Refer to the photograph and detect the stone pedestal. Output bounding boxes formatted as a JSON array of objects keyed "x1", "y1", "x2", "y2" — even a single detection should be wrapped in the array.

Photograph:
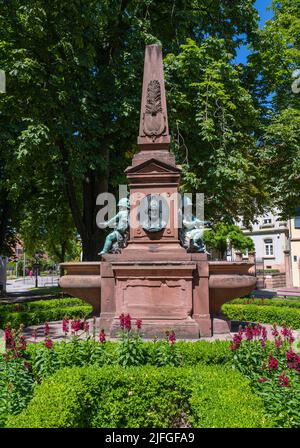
[{"x1": 99, "y1": 254, "x2": 212, "y2": 339}]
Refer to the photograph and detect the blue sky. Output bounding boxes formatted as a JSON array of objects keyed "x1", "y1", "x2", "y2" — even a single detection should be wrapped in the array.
[{"x1": 235, "y1": 0, "x2": 273, "y2": 63}]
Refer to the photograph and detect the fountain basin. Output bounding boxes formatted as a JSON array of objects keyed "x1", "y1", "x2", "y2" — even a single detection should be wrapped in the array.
[
  {"x1": 208, "y1": 262, "x2": 257, "y2": 314},
  {"x1": 59, "y1": 260, "x2": 256, "y2": 327}
]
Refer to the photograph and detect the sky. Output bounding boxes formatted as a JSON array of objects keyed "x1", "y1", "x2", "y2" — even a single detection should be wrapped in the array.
[{"x1": 235, "y1": 0, "x2": 274, "y2": 64}]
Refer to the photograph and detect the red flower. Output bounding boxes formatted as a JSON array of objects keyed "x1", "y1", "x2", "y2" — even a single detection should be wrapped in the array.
[
  {"x1": 168, "y1": 330, "x2": 176, "y2": 344},
  {"x1": 119, "y1": 313, "x2": 131, "y2": 331},
  {"x1": 44, "y1": 338, "x2": 53, "y2": 349},
  {"x1": 19, "y1": 335, "x2": 27, "y2": 351},
  {"x1": 280, "y1": 326, "x2": 295, "y2": 344},
  {"x1": 136, "y1": 319, "x2": 142, "y2": 330},
  {"x1": 62, "y1": 318, "x2": 69, "y2": 333},
  {"x1": 99, "y1": 329, "x2": 106, "y2": 343},
  {"x1": 260, "y1": 339, "x2": 266, "y2": 349},
  {"x1": 245, "y1": 326, "x2": 254, "y2": 341},
  {"x1": 83, "y1": 320, "x2": 90, "y2": 333},
  {"x1": 278, "y1": 373, "x2": 290, "y2": 387},
  {"x1": 44, "y1": 322, "x2": 50, "y2": 336},
  {"x1": 4, "y1": 325, "x2": 15, "y2": 350},
  {"x1": 71, "y1": 319, "x2": 81, "y2": 333},
  {"x1": 257, "y1": 377, "x2": 268, "y2": 383},
  {"x1": 271, "y1": 324, "x2": 279, "y2": 337},
  {"x1": 275, "y1": 337, "x2": 283, "y2": 349},
  {"x1": 230, "y1": 331, "x2": 243, "y2": 350},
  {"x1": 268, "y1": 355, "x2": 279, "y2": 370},
  {"x1": 261, "y1": 326, "x2": 268, "y2": 341}
]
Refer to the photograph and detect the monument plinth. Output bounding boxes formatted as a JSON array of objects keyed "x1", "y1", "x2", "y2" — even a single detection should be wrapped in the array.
[
  {"x1": 102, "y1": 45, "x2": 204, "y2": 337},
  {"x1": 59, "y1": 44, "x2": 257, "y2": 338}
]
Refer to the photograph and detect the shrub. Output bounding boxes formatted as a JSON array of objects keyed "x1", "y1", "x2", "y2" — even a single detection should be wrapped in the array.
[
  {"x1": 222, "y1": 303, "x2": 300, "y2": 329},
  {"x1": 230, "y1": 297, "x2": 300, "y2": 309},
  {"x1": 0, "y1": 298, "x2": 92, "y2": 328},
  {"x1": 6, "y1": 364, "x2": 269, "y2": 428},
  {"x1": 229, "y1": 323, "x2": 300, "y2": 428}
]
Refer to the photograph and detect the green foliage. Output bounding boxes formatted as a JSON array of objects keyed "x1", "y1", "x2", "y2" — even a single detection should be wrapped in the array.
[
  {"x1": 230, "y1": 324, "x2": 300, "y2": 428},
  {"x1": 23, "y1": 338, "x2": 231, "y2": 383},
  {"x1": 6, "y1": 364, "x2": 269, "y2": 428},
  {"x1": 0, "y1": 297, "x2": 92, "y2": 328},
  {"x1": 116, "y1": 329, "x2": 146, "y2": 368},
  {"x1": 0, "y1": 1, "x2": 263, "y2": 259},
  {"x1": 249, "y1": 0, "x2": 300, "y2": 216},
  {"x1": 222, "y1": 303, "x2": 300, "y2": 329},
  {"x1": 203, "y1": 222, "x2": 254, "y2": 258},
  {"x1": 231, "y1": 297, "x2": 300, "y2": 309},
  {"x1": 151, "y1": 339, "x2": 182, "y2": 367},
  {"x1": 0, "y1": 356, "x2": 34, "y2": 427},
  {"x1": 165, "y1": 37, "x2": 266, "y2": 225}
]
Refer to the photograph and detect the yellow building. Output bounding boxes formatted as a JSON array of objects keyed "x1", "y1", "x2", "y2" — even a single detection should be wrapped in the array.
[{"x1": 289, "y1": 215, "x2": 300, "y2": 287}]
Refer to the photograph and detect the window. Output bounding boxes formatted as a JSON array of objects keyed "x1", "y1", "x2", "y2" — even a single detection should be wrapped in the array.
[
  {"x1": 295, "y1": 207, "x2": 300, "y2": 229},
  {"x1": 264, "y1": 239, "x2": 274, "y2": 256},
  {"x1": 263, "y1": 218, "x2": 272, "y2": 224}
]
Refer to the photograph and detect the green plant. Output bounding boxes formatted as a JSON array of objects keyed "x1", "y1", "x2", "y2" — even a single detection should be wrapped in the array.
[
  {"x1": 6, "y1": 364, "x2": 269, "y2": 428},
  {"x1": 230, "y1": 297, "x2": 300, "y2": 309},
  {"x1": 222, "y1": 303, "x2": 300, "y2": 330},
  {"x1": 0, "y1": 298, "x2": 92, "y2": 328},
  {"x1": 229, "y1": 324, "x2": 300, "y2": 428},
  {"x1": 115, "y1": 315, "x2": 146, "y2": 367}
]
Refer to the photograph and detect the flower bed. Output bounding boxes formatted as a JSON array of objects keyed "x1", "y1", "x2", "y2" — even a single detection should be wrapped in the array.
[{"x1": 1, "y1": 315, "x2": 300, "y2": 428}]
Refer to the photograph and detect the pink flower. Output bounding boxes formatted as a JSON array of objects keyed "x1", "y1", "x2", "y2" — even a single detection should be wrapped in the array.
[
  {"x1": 71, "y1": 319, "x2": 81, "y2": 333},
  {"x1": 168, "y1": 330, "x2": 176, "y2": 344},
  {"x1": 19, "y1": 335, "x2": 27, "y2": 351},
  {"x1": 257, "y1": 377, "x2": 268, "y2": 383},
  {"x1": 44, "y1": 338, "x2": 53, "y2": 349},
  {"x1": 268, "y1": 355, "x2": 279, "y2": 370},
  {"x1": 252, "y1": 325, "x2": 262, "y2": 337},
  {"x1": 83, "y1": 320, "x2": 89, "y2": 333},
  {"x1": 278, "y1": 373, "x2": 290, "y2": 387},
  {"x1": 261, "y1": 326, "x2": 268, "y2": 340},
  {"x1": 271, "y1": 324, "x2": 279, "y2": 337},
  {"x1": 44, "y1": 322, "x2": 50, "y2": 336},
  {"x1": 260, "y1": 339, "x2": 266, "y2": 349},
  {"x1": 4, "y1": 325, "x2": 15, "y2": 350},
  {"x1": 119, "y1": 313, "x2": 131, "y2": 331},
  {"x1": 245, "y1": 326, "x2": 254, "y2": 341},
  {"x1": 62, "y1": 318, "x2": 69, "y2": 333},
  {"x1": 136, "y1": 319, "x2": 142, "y2": 330},
  {"x1": 275, "y1": 337, "x2": 283, "y2": 349},
  {"x1": 230, "y1": 331, "x2": 243, "y2": 350},
  {"x1": 99, "y1": 329, "x2": 106, "y2": 343}
]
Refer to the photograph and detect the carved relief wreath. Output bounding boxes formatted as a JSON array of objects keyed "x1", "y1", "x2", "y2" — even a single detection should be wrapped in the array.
[{"x1": 143, "y1": 80, "x2": 166, "y2": 141}]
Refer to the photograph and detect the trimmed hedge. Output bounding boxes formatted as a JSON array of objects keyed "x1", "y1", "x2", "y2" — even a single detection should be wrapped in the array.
[
  {"x1": 231, "y1": 297, "x2": 300, "y2": 309},
  {"x1": 24, "y1": 339, "x2": 232, "y2": 379},
  {"x1": 0, "y1": 298, "x2": 93, "y2": 328},
  {"x1": 6, "y1": 365, "x2": 271, "y2": 428},
  {"x1": 222, "y1": 303, "x2": 300, "y2": 329}
]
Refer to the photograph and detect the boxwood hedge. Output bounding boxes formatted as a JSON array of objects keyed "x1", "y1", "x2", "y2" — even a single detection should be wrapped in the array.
[
  {"x1": 222, "y1": 303, "x2": 300, "y2": 329},
  {"x1": 6, "y1": 365, "x2": 272, "y2": 428},
  {"x1": 0, "y1": 298, "x2": 93, "y2": 328}
]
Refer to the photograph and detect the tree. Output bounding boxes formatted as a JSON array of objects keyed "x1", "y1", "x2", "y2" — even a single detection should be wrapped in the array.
[
  {"x1": 0, "y1": 1, "x2": 264, "y2": 259},
  {"x1": 249, "y1": 0, "x2": 300, "y2": 218},
  {"x1": 203, "y1": 222, "x2": 254, "y2": 259},
  {"x1": 165, "y1": 38, "x2": 267, "y2": 225}
]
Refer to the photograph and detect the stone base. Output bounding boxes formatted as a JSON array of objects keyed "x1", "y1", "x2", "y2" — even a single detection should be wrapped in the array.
[
  {"x1": 109, "y1": 318, "x2": 201, "y2": 339},
  {"x1": 211, "y1": 316, "x2": 231, "y2": 334}
]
